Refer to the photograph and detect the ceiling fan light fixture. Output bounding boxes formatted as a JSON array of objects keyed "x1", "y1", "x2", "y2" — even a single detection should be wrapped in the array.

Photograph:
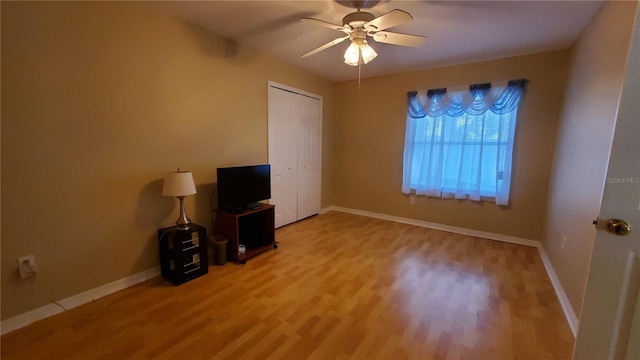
[
  {"x1": 344, "y1": 41, "x2": 361, "y2": 66},
  {"x1": 344, "y1": 40, "x2": 377, "y2": 66},
  {"x1": 360, "y1": 40, "x2": 377, "y2": 64}
]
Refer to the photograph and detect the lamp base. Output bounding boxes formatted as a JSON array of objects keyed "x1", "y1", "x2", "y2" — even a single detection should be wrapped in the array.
[
  {"x1": 174, "y1": 196, "x2": 192, "y2": 231},
  {"x1": 175, "y1": 223, "x2": 191, "y2": 231}
]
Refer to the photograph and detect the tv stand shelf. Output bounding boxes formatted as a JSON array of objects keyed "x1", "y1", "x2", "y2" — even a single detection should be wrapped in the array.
[{"x1": 214, "y1": 204, "x2": 276, "y2": 264}]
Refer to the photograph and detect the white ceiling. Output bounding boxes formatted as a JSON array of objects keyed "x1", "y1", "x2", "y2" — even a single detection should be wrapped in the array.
[{"x1": 165, "y1": 1, "x2": 604, "y2": 82}]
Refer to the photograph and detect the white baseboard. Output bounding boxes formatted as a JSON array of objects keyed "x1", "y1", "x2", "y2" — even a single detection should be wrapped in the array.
[
  {"x1": 320, "y1": 205, "x2": 539, "y2": 247},
  {"x1": 538, "y1": 246, "x2": 580, "y2": 337},
  {"x1": 1, "y1": 266, "x2": 161, "y2": 335},
  {"x1": 320, "y1": 205, "x2": 579, "y2": 337}
]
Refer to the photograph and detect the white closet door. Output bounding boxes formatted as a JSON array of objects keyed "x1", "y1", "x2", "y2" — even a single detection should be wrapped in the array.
[
  {"x1": 297, "y1": 95, "x2": 321, "y2": 220},
  {"x1": 268, "y1": 88, "x2": 298, "y2": 228},
  {"x1": 281, "y1": 119, "x2": 298, "y2": 225},
  {"x1": 268, "y1": 82, "x2": 322, "y2": 228}
]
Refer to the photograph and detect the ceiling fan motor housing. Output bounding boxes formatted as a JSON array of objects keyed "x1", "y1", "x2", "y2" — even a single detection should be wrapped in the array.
[
  {"x1": 342, "y1": 11, "x2": 375, "y2": 29},
  {"x1": 350, "y1": 29, "x2": 367, "y2": 42}
]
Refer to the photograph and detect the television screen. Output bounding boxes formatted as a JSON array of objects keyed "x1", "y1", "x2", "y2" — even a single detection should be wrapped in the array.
[{"x1": 217, "y1": 164, "x2": 271, "y2": 211}]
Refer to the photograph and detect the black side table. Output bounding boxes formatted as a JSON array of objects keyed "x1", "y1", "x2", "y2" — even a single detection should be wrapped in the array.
[{"x1": 158, "y1": 224, "x2": 208, "y2": 285}]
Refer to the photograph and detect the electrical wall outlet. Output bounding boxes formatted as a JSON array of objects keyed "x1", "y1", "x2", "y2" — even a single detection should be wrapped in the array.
[
  {"x1": 409, "y1": 193, "x2": 416, "y2": 205},
  {"x1": 18, "y1": 255, "x2": 37, "y2": 278}
]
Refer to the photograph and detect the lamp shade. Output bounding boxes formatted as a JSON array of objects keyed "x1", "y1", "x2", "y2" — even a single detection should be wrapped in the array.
[{"x1": 162, "y1": 171, "x2": 197, "y2": 197}]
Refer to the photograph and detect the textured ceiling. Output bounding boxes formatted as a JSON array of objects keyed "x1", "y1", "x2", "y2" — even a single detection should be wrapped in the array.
[{"x1": 165, "y1": 1, "x2": 604, "y2": 82}]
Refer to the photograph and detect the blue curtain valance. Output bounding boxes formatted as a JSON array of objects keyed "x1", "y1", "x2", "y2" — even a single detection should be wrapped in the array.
[{"x1": 407, "y1": 79, "x2": 528, "y2": 119}]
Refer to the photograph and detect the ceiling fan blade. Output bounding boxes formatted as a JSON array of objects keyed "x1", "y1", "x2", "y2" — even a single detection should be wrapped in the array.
[
  {"x1": 372, "y1": 31, "x2": 426, "y2": 47},
  {"x1": 300, "y1": 18, "x2": 349, "y2": 33},
  {"x1": 364, "y1": 9, "x2": 412, "y2": 31},
  {"x1": 301, "y1": 36, "x2": 350, "y2": 58}
]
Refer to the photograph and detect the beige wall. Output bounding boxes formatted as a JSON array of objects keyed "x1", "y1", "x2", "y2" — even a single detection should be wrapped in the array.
[
  {"x1": 543, "y1": 0, "x2": 638, "y2": 318},
  {"x1": 332, "y1": 51, "x2": 570, "y2": 241},
  {"x1": 0, "y1": 1, "x2": 334, "y2": 320}
]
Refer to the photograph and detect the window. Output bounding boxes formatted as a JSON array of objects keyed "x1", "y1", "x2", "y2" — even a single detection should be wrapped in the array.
[{"x1": 402, "y1": 80, "x2": 527, "y2": 205}]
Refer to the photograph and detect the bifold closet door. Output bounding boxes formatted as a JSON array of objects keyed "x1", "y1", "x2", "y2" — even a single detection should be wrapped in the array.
[
  {"x1": 296, "y1": 95, "x2": 321, "y2": 220},
  {"x1": 268, "y1": 82, "x2": 322, "y2": 228},
  {"x1": 268, "y1": 86, "x2": 298, "y2": 228}
]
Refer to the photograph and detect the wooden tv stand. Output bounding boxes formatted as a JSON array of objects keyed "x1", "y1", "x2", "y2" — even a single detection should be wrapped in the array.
[{"x1": 214, "y1": 204, "x2": 277, "y2": 264}]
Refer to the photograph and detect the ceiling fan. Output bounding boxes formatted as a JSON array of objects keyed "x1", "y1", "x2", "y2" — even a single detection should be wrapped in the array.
[{"x1": 300, "y1": 2, "x2": 426, "y2": 66}]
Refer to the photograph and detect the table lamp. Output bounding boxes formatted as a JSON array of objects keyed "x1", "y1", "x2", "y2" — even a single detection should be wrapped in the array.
[{"x1": 162, "y1": 169, "x2": 197, "y2": 230}]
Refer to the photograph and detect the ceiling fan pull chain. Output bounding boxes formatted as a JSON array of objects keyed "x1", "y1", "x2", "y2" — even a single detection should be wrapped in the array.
[{"x1": 358, "y1": 55, "x2": 362, "y2": 89}]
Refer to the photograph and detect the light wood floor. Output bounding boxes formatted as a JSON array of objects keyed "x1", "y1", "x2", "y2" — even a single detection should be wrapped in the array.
[{"x1": 1, "y1": 211, "x2": 574, "y2": 359}]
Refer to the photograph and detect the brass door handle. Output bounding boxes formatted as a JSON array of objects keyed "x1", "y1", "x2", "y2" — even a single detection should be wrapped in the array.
[{"x1": 607, "y1": 219, "x2": 631, "y2": 236}]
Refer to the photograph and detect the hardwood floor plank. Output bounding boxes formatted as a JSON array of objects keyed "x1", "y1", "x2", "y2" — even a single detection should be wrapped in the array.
[{"x1": 1, "y1": 211, "x2": 574, "y2": 359}]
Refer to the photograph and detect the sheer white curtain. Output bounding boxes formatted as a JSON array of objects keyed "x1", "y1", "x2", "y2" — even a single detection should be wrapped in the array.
[{"x1": 401, "y1": 80, "x2": 526, "y2": 205}]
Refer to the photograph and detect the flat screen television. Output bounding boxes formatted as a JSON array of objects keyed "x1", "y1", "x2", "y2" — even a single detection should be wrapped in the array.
[{"x1": 217, "y1": 164, "x2": 271, "y2": 212}]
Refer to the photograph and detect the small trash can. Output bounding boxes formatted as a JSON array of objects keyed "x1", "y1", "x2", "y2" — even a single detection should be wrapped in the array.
[{"x1": 210, "y1": 235, "x2": 228, "y2": 265}]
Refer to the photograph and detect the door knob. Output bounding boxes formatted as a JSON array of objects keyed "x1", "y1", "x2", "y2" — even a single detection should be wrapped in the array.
[{"x1": 607, "y1": 219, "x2": 631, "y2": 236}]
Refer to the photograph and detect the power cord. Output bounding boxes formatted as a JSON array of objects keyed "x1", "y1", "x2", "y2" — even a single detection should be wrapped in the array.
[
  {"x1": 209, "y1": 188, "x2": 218, "y2": 211},
  {"x1": 24, "y1": 263, "x2": 68, "y2": 312},
  {"x1": 158, "y1": 225, "x2": 180, "y2": 241},
  {"x1": 210, "y1": 188, "x2": 218, "y2": 229}
]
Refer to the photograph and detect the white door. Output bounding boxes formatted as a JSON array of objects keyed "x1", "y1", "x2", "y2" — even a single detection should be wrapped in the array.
[
  {"x1": 573, "y1": 9, "x2": 640, "y2": 359},
  {"x1": 268, "y1": 87, "x2": 298, "y2": 227},
  {"x1": 297, "y1": 95, "x2": 322, "y2": 220},
  {"x1": 268, "y1": 82, "x2": 322, "y2": 228}
]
